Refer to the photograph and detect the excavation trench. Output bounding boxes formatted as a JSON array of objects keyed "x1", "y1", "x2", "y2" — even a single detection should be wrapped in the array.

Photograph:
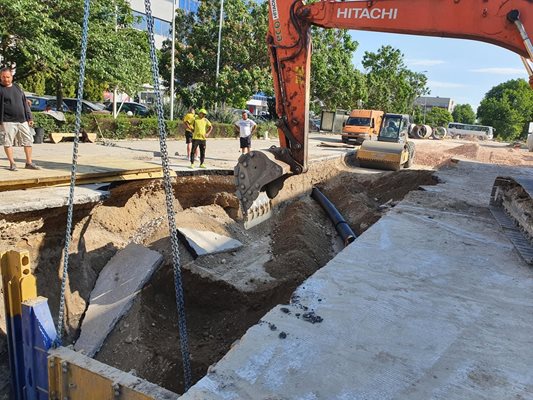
[{"x1": 0, "y1": 163, "x2": 437, "y2": 395}]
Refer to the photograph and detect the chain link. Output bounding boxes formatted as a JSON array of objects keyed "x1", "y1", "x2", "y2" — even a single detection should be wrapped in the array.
[
  {"x1": 55, "y1": 0, "x2": 91, "y2": 344},
  {"x1": 144, "y1": 0, "x2": 192, "y2": 391}
]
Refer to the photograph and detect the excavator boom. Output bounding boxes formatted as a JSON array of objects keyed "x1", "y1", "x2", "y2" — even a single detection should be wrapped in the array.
[{"x1": 235, "y1": 0, "x2": 533, "y2": 228}]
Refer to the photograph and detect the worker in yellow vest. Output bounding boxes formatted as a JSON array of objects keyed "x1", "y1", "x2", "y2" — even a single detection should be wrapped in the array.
[{"x1": 190, "y1": 108, "x2": 212, "y2": 169}]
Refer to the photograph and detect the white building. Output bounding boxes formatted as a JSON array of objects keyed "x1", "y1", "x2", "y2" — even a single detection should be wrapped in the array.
[
  {"x1": 129, "y1": 0, "x2": 200, "y2": 48},
  {"x1": 414, "y1": 96, "x2": 455, "y2": 113}
]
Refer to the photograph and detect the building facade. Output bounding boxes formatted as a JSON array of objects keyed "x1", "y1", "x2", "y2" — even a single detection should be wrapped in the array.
[
  {"x1": 414, "y1": 96, "x2": 455, "y2": 113},
  {"x1": 129, "y1": 0, "x2": 200, "y2": 48}
]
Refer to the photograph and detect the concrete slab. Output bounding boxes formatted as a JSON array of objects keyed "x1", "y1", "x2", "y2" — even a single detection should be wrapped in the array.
[
  {"x1": 177, "y1": 227, "x2": 243, "y2": 258},
  {"x1": 74, "y1": 243, "x2": 163, "y2": 357},
  {"x1": 187, "y1": 239, "x2": 275, "y2": 293},
  {"x1": 0, "y1": 184, "x2": 109, "y2": 214},
  {"x1": 180, "y1": 161, "x2": 533, "y2": 400}
]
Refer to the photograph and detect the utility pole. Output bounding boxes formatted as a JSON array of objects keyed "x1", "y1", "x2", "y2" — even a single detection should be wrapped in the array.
[
  {"x1": 170, "y1": 0, "x2": 178, "y2": 120},
  {"x1": 215, "y1": 0, "x2": 224, "y2": 110},
  {"x1": 420, "y1": 70, "x2": 428, "y2": 124},
  {"x1": 113, "y1": 3, "x2": 118, "y2": 119}
]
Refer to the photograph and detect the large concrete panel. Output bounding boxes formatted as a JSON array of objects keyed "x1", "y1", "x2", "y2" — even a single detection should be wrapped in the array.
[{"x1": 74, "y1": 243, "x2": 163, "y2": 357}]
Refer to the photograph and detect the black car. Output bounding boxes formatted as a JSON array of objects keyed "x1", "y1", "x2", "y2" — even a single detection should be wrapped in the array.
[
  {"x1": 105, "y1": 101, "x2": 150, "y2": 117},
  {"x1": 63, "y1": 98, "x2": 110, "y2": 114},
  {"x1": 27, "y1": 95, "x2": 70, "y2": 112}
]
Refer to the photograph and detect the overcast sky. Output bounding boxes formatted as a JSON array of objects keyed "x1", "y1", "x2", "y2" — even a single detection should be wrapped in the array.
[{"x1": 350, "y1": 31, "x2": 529, "y2": 111}]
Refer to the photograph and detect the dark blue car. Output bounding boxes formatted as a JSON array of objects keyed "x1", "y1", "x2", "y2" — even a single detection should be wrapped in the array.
[{"x1": 27, "y1": 95, "x2": 70, "y2": 112}]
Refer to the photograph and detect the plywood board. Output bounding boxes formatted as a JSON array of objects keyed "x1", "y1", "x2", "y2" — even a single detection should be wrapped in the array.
[{"x1": 0, "y1": 156, "x2": 165, "y2": 191}]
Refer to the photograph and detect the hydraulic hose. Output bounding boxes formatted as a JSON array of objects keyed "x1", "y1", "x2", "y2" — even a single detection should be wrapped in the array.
[{"x1": 311, "y1": 187, "x2": 356, "y2": 246}]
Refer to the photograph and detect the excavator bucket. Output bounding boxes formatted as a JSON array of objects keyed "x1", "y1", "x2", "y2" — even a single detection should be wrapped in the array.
[
  {"x1": 490, "y1": 176, "x2": 533, "y2": 264},
  {"x1": 234, "y1": 149, "x2": 292, "y2": 229},
  {"x1": 356, "y1": 141, "x2": 408, "y2": 171}
]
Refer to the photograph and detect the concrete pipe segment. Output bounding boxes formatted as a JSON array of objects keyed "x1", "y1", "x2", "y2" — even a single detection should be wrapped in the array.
[
  {"x1": 411, "y1": 124, "x2": 433, "y2": 139},
  {"x1": 432, "y1": 126, "x2": 447, "y2": 140}
]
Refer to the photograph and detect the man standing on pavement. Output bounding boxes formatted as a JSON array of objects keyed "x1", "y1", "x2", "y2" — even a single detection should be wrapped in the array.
[
  {"x1": 190, "y1": 108, "x2": 212, "y2": 169},
  {"x1": 183, "y1": 106, "x2": 198, "y2": 161},
  {"x1": 0, "y1": 67, "x2": 40, "y2": 171},
  {"x1": 234, "y1": 111, "x2": 257, "y2": 154}
]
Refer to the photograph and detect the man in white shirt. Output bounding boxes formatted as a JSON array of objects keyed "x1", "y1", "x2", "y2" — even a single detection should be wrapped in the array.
[{"x1": 234, "y1": 111, "x2": 257, "y2": 154}]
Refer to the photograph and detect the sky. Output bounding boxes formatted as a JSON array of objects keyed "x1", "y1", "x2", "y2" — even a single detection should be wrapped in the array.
[{"x1": 349, "y1": 31, "x2": 530, "y2": 111}]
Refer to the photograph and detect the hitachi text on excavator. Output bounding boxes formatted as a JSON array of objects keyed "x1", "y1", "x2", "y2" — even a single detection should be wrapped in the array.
[{"x1": 234, "y1": 0, "x2": 533, "y2": 229}]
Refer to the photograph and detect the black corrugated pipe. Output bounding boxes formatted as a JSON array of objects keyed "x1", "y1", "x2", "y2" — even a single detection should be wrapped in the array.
[{"x1": 311, "y1": 187, "x2": 356, "y2": 247}]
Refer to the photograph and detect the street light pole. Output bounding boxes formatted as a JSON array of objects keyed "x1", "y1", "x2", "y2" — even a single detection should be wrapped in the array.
[
  {"x1": 215, "y1": 0, "x2": 224, "y2": 110},
  {"x1": 170, "y1": 0, "x2": 178, "y2": 120},
  {"x1": 113, "y1": 3, "x2": 118, "y2": 119},
  {"x1": 420, "y1": 70, "x2": 428, "y2": 124}
]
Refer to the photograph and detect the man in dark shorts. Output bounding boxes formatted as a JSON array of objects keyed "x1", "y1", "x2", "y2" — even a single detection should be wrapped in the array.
[
  {"x1": 0, "y1": 67, "x2": 40, "y2": 171},
  {"x1": 234, "y1": 111, "x2": 257, "y2": 154},
  {"x1": 183, "y1": 107, "x2": 197, "y2": 161},
  {"x1": 190, "y1": 108, "x2": 212, "y2": 169}
]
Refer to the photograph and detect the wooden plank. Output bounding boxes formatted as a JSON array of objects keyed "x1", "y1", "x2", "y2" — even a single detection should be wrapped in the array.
[
  {"x1": 49, "y1": 132, "x2": 65, "y2": 144},
  {"x1": 49, "y1": 132, "x2": 97, "y2": 143},
  {"x1": 0, "y1": 156, "x2": 167, "y2": 192},
  {"x1": 85, "y1": 132, "x2": 97, "y2": 143},
  {"x1": 0, "y1": 169, "x2": 165, "y2": 191}
]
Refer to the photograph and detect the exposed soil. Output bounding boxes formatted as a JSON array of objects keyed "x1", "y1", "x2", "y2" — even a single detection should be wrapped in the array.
[
  {"x1": 414, "y1": 139, "x2": 533, "y2": 169},
  {"x1": 3, "y1": 135, "x2": 532, "y2": 397},
  {"x1": 0, "y1": 156, "x2": 440, "y2": 396}
]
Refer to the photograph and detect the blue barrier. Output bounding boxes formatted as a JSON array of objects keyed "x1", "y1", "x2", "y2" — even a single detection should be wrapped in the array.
[{"x1": 22, "y1": 297, "x2": 57, "y2": 399}]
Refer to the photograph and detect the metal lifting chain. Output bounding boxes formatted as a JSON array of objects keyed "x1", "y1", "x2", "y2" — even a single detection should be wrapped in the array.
[
  {"x1": 55, "y1": 0, "x2": 91, "y2": 344},
  {"x1": 144, "y1": 0, "x2": 192, "y2": 390}
]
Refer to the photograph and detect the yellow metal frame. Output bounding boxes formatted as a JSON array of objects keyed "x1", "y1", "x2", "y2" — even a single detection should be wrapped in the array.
[
  {"x1": 0, "y1": 250, "x2": 37, "y2": 318},
  {"x1": 48, "y1": 347, "x2": 179, "y2": 400}
]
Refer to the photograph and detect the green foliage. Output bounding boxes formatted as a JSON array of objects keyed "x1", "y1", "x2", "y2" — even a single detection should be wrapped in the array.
[
  {"x1": 21, "y1": 72, "x2": 47, "y2": 95},
  {"x1": 208, "y1": 108, "x2": 238, "y2": 124},
  {"x1": 160, "y1": 0, "x2": 271, "y2": 109},
  {"x1": 452, "y1": 104, "x2": 476, "y2": 124},
  {"x1": 84, "y1": 78, "x2": 107, "y2": 102},
  {"x1": 310, "y1": 28, "x2": 366, "y2": 112},
  {"x1": 1, "y1": 0, "x2": 151, "y2": 103},
  {"x1": 412, "y1": 105, "x2": 424, "y2": 125},
  {"x1": 477, "y1": 79, "x2": 533, "y2": 141},
  {"x1": 166, "y1": 102, "x2": 189, "y2": 121},
  {"x1": 32, "y1": 113, "x2": 63, "y2": 134},
  {"x1": 256, "y1": 120, "x2": 278, "y2": 139},
  {"x1": 362, "y1": 46, "x2": 428, "y2": 114},
  {"x1": 424, "y1": 107, "x2": 453, "y2": 127}
]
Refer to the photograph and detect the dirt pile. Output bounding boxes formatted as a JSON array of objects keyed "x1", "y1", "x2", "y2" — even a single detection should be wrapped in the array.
[
  {"x1": 317, "y1": 170, "x2": 438, "y2": 235},
  {"x1": 414, "y1": 139, "x2": 533, "y2": 169},
  {"x1": 445, "y1": 143, "x2": 480, "y2": 159}
]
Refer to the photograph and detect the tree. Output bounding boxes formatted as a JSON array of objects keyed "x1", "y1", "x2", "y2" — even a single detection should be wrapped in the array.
[
  {"x1": 1, "y1": 0, "x2": 151, "y2": 103},
  {"x1": 477, "y1": 79, "x2": 533, "y2": 140},
  {"x1": 362, "y1": 45, "x2": 428, "y2": 113},
  {"x1": 160, "y1": 0, "x2": 271, "y2": 109},
  {"x1": 310, "y1": 27, "x2": 367, "y2": 112},
  {"x1": 161, "y1": 1, "x2": 368, "y2": 113},
  {"x1": 452, "y1": 104, "x2": 476, "y2": 124},
  {"x1": 425, "y1": 107, "x2": 453, "y2": 127}
]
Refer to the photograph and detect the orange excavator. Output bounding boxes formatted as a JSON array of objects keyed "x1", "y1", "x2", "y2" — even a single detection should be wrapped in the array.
[{"x1": 234, "y1": 0, "x2": 533, "y2": 229}]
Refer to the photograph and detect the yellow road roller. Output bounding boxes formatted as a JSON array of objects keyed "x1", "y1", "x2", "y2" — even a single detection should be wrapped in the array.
[{"x1": 356, "y1": 113, "x2": 415, "y2": 171}]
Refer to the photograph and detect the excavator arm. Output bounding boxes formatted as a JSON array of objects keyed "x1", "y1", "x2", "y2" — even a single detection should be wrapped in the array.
[{"x1": 235, "y1": 0, "x2": 533, "y2": 228}]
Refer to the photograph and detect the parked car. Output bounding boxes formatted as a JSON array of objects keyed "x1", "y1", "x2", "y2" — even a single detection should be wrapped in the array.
[
  {"x1": 232, "y1": 109, "x2": 268, "y2": 123},
  {"x1": 26, "y1": 95, "x2": 70, "y2": 112},
  {"x1": 62, "y1": 98, "x2": 111, "y2": 114},
  {"x1": 105, "y1": 101, "x2": 150, "y2": 117}
]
